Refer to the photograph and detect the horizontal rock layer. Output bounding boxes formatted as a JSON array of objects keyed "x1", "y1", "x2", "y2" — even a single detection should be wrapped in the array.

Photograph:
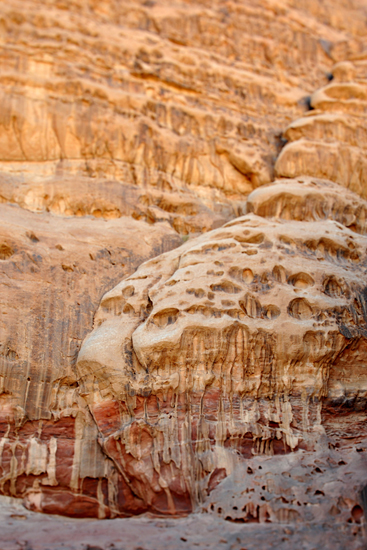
[
  {"x1": 0, "y1": 0, "x2": 365, "y2": 231},
  {"x1": 276, "y1": 58, "x2": 367, "y2": 198}
]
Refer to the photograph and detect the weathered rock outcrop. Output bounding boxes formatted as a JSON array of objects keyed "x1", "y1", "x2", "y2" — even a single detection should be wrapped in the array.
[
  {"x1": 1, "y1": 1, "x2": 367, "y2": 543},
  {"x1": 0, "y1": 0, "x2": 366, "y2": 232},
  {"x1": 276, "y1": 58, "x2": 367, "y2": 198},
  {"x1": 0, "y1": 204, "x2": 181, "y2": 517},
  {"x1": 72, "y1": 203, "x2": 367, "y2": 517},
  {"x1": 247, "y1": 176, "x2": 367, "y2": 234}
]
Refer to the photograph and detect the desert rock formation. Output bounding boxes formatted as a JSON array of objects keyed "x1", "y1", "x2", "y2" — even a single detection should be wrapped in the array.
[
  {"x1": 74, "y1": 202, "x2": 367, "y2": 519},
  {"x1": 247, "y1": 177, "x2": 367, "y2": 234},
  {"x1": 0, "y1": 1, "x2": 367, "y2": 545},
  {"x1": 275, "y1": 59, "x2": 367, "y2": 197},
  {"x1": 0, "y1": 203, "x2": 181, "y2": 517},
  {"x1": 1, "y1": 0, "x2": 366, "y2": 228}
]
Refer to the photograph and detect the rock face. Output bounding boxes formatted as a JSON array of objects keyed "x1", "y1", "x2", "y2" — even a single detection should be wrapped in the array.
[
  {"x1": 0, "y1": 0, "x2": 366, "y2": 230},
  {"x1": 1, "y1": 0, "x2": 367, "y2": 540},
  {"x1": 275, "y1": 60, "x2": 367, "y2": 198},
  {"x1": 0, "y1": 204, "x2": 180, "y2": 419},
  {"x1": 0, "y1": 202, "x2": 181, "y2": 518},
  {"x1": 247, "y1": 177, "x2": 367, "y2": 234},
  {"x1": 75, "y1": 203, "x2": 367, "y2": 517}
]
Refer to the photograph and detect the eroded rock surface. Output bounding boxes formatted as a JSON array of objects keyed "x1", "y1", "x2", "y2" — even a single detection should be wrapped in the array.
[
  {"x1": 0, "y1": 0, "x2": 367, "y2": 543},
  {"x1": 246, "y1": 176, "x2": 367, "y2": 234},
  {"x1": 0, "y1": 482, "x2": 366, "y2": 550},
  {"x1": 276, "y1": 57, "x2": 367, "y2": 198},
  {"x1": 0, "y1": 0, "x2": 366, "y2": 233},
  {"x1": 0, "y1": 204, "x2": 180, "y2": 517},
  {"x1": 73, "y1": 206, "x2": 367, "y2": 517}
]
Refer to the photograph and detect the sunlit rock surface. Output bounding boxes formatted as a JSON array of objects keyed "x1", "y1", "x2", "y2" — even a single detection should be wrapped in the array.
[
  {"x1": 275, "y1": 58, "x2": 367, "y2": 197},
  {"x1": 0, "y1": 0, "x2": 366, "y2": 227},
  {"x1": 75, "y1": 206, "x2": 367, "y2": 518},
  {"x1": 1, "y1": 1, "x2": 367, "y2": 547},
  {"x1": 247, "y1": 176, "x2": 367, "y2": 234}
]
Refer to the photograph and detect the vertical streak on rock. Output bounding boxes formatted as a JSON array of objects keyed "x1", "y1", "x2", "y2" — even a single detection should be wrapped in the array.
[{"x1": 46, "y1": 437, "x2": 57, "y2": 486}]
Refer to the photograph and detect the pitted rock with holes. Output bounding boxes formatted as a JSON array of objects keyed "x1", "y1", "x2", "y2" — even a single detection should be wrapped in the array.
[{"x1": 76, "y1": 212, "x2": 367, "y2": 516}]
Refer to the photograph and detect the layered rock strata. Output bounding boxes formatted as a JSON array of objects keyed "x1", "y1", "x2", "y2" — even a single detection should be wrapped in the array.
[
  {"x1": 0, "y1": 204, "x2": 180, "y2": 517},
  {"x1": 247, "y1": 176, "x2": 367, "y2": 235},
  {"x1": 0, "y1": 0, "x2": 367, "y2": 527},
  {"x1": 275, "y1": 58, "x2": 367, "y2": 198},
  {"x1": 0, "y1": 0, "x2": 366, "y2": 232}
]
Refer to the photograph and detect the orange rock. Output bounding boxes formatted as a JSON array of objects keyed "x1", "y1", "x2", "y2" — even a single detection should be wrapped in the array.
[
  {"x1": 0, "y1": 0, "x2": 367, "y2": 532},
  {"x1": 76, "y1": 210, "x2": 367, "y2": 515},
  {"x1": 276, "y1": 58, "x2": 367, "y2": 197}
]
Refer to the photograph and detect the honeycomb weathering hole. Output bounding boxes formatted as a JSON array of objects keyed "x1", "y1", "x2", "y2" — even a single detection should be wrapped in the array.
[
  {"x1": 351, "y1": 504, "x2": 364, "y2": 524},
  {"x1": 101, "y1": 296, "x2": 125, "y2": 314},
  {"x1": 229, "y1": 267, "x2": 254, "y2": 284},
  {"x1": 152, "y1": 308, "x2": 180, "y2": 327},
  {"x1": 265, "y1": 305, "x2": 281, "y2": 319},
  {"x1": 242, "y1": 232, "x2": 265, "y2": 244},
  {"x1": 323, "y1": 276, "x2": 343, "y2": 297},
  {"x1": 240, "y1": 293, "x2": 262, "y2": 318},
  {"x1": 288, "y1": 297, "x2": 313, "y2": 320},
  {"x1": 122, "y1": 285, "x2": 135, "y2": 298},
  {"x1": 210, "y1": 281, "x2": 242, "y2": 294},
  {"x1": 186, "y1": 288, "x2": 206, "y2": 298},
  {"x1": 288, "y1": 272, "x2": 315, "y2": 288},
  {"x1": 272, "y1": 265, "x2": 287, "y2": 283}
]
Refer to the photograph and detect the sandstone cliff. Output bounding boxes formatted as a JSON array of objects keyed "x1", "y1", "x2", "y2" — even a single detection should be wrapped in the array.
[{"x1": 0, "y1": 2, "x2": 367, "y2": 546}]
